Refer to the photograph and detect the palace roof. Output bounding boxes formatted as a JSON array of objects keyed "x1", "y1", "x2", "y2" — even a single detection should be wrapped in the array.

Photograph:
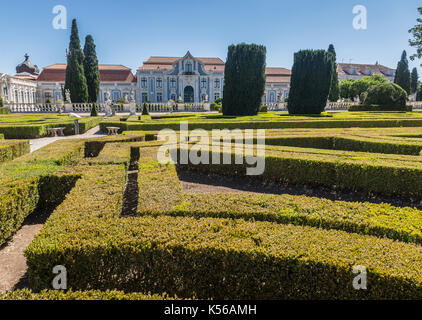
[
  {"x1": 337, "y1": 63, "x2": 395, "y2": 77},
  {"x1": 37, "y1": 64, "x2": 136, "y2": 82}
]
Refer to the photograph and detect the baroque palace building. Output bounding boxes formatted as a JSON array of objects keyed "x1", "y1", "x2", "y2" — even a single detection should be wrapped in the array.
[{"x1": 0, "y1": 53, "x2": 396, "y2": 105}]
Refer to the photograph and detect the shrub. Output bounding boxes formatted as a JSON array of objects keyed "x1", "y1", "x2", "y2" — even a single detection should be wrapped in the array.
[
  {"x1": 0, "y1": 107, "x2": 11, "y2": 114},
  {"x1": 90, "y1": 104, "x2": 98, "y2": 117},
  {"x1": 24, "y1": 158, "x2": 422, "y2": 299},
  {"x1": 0, "y1": 140, "x2": 30, "y2": 163},
  {"x1": 210, "y1": 102, "x2": 222, "y2": 112},
  {"x1": 0, "y1": 289, "x2": 176, "y2": 300},
  {"x1": 142, "y1": 103, "x2": 150, "y2": 115},
  {"x1": 363, "y1": 82, "x2": 408, "y2": 107},
  {"x1": 288, "y1": 49, "x2": 334, "y2": 114},
  {"x1": 0, "y1": 95, "x2": 3, "y2": 107},
  {"x1": 260, "y1": 105, "x2": 268, "y2": 113},
  {"x1": 223, "y1": 43, "x2": 266, "y2": 116}
]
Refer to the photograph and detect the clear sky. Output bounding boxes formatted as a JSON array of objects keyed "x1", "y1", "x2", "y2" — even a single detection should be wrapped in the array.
[{"x1": 1, "y1": 0, "x2": 421, "y2": 75}]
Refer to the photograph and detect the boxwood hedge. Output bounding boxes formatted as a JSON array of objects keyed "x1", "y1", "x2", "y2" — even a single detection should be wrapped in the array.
[{"x1": 24, "y1": 148, "x2": 422, "y2": 299}]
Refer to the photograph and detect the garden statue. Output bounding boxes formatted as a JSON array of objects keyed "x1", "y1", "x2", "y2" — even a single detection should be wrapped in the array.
[
  {"x1": 104, "y1": 91, "x2": 113, "y2": 117},
  {"x1": 129, "y1": 91, "x2": 136, "y2": 115},
  {"x1": 65, "y1": 89, "x2": 71, "y2": 104}
]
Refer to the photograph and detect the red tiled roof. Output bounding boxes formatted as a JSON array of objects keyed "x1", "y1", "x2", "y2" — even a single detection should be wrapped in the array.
[
  {"x1": 337, "y1": 63, "x2": 395, "y2": 77},
  {"x1": 37, "y1": 64, "x2": 135, "y2": 82}
]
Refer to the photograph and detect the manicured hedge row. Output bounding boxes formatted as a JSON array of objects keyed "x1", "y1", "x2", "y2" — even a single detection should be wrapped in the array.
[
  {"x1": 0, "y1": 107, "x2": 11, "y2": 114},
  {"x1": 175, "y1": 146, "x2": 422, "y2": 199},
  {"x1": 0, "y1": 289, "x2": 176, "y2": 300},
  {"x1": 26, "y1": 213, "x2": 422, "y2": 299},
  {"x1": 348, "y1": 105, "x2": 413, "y2": 112},
  {"x1": 0, "y1": 140, "x2": 30, "y2": 163},
  {"x1": 0, "y1": 125, "x2": 47, "y2": 139},
  {"x1": 0, "y1": 178, "x2": 39, "y2": 245},
  {"x1": 263, "y1": 135, "x2": 422, "y2": 155},
  {"x1": 137, "y1": 161, "x2": 422, "y2": 245},
  {"x1": 25, "y1": 151, "x2": 422, "y2": 299},
  {"x1": 0, "y1": 174, "x2": 79, "y2": 246},
  {"x1": 0, "y1": 117, "x2": 102, "y2": 139},
  {"x1": 100, "y1": 118, "x2": 422, "y2": 132}
]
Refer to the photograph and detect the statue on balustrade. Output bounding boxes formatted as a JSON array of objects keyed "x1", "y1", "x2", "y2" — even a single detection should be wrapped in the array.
[
  {"x1": 65, "y1": 89, "x2": 71, "y2": 104},
  {"x1": 104, "y1": 91, "x2": 113, "y2": 117},
  {"x1": 129, "y1": 91, "x2": 136, "y2": 115}
]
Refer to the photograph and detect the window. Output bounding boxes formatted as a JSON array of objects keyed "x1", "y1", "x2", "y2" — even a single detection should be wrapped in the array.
[
  {"x1": 201, "y1": 94, "x2": 207, "y2": 102},
  {"x1": 141, "y1": 77, "x2": 147, "y2": 88},
  {"x1": 3, "y1": 86, "x2": 7, "y2": 97},
  {"x1": 157, "y1": 92, "x2": 163, "y2": 102},
  {"x1": 170, "y1": 94, "x2": 176, "y2": 101},
  {"x1": 186, "y1": 62, "x2": 192, "y2": 73},
  {"x1": 112, "y1": 90, "x2": 121, "y2": 102},
  {"x1": 170, "y1": 78, "x2": 176, "y2": 88},
  {"x1": 201, "y1": 78, "x2": 207, "y2": 88},
  {"x1": 214, "y1": 79, "x2": 220, "y2": 89},
  {"x1": 142, "y1": 92, "x2": 148, "y2": 103},
  {"x1": 156, "y1": 78, "x2": 162, "y2": 88},
  {"x1": 214, "y1": 92, "x2": 220, "y2": 101}
]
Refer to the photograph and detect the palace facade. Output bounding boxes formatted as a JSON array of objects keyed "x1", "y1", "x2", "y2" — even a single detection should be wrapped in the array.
[{"x1": 0, "y1": 53, "x2": 396, "y2": 106}]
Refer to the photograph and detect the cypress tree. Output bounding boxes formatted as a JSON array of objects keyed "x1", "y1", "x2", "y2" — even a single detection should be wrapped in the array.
[
  {"x1": 84, "y1": 35, "x2": 100, "y2": 103},
  {"x1": 411, "y1": 67, "x2": 419, "y2": 94},
  {"x1": 287, "y1": 49, "x2": 334, "y2": 114},
  {"x1": 222, "y1": 43, "x2": 266, "y2": 116},
  {"x1": 65, "y1": 19, "x2": 89, "y2": 103},
  {"x1": 327, "y1": 44, "x2": 340, "y2": 102},
  {"x1": 394, "y1": 50, "x2": 411, "y2": 95}
]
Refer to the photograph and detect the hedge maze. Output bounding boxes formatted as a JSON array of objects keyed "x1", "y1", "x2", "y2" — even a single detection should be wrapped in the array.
[{"x1": 1, "y1": 114, "x2": 422, "y2": 299}]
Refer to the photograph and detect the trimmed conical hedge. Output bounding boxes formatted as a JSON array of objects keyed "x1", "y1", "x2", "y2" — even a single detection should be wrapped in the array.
[
  {"x1": 287, "y1": 49, "x2": 334, "y2": 114},
  {"x1": 223, "y1": 43, "x2": 266, "y2": 116}
]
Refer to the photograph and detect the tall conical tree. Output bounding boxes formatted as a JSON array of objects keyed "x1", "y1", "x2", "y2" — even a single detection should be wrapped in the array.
[
  {"x1": 65, "y1": 19, "x2": 89, "y2": 103},
  {"x1": 394, "y1": 50, "x2": 411, "y2": 95},
  {"x1": 327, "y1": 44, "x2": 340, "y2": 102},
  {"x1": 83, "y1": 35, "x2": 100, "y2": 103},
  {"x1": 411, "y1": 67, "x2": 419, "y2": 94}
]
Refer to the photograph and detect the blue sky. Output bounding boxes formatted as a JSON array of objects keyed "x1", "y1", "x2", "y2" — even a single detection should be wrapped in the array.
[{"x1": 1, "y1": 0, "x2": 421, "y2": 75}]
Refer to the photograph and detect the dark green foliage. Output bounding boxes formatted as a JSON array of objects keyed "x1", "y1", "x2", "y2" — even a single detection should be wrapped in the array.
[
  {"x1": 394, "y1": 50, "x2": 411, "y2": 94},
  {"x1": 411, "y1": 68, "x2": 419, "y2": 94},
  {"x1": 0, "y1": 95, "x2": 3, "y2": 107},
  {"x1": 223, "y1": 43, "x2": 266, "y2": 116},
  {"x1": 327, "y1": 44, "x2": 340, "y2": 102},
  {"x1": 45, "y1": 98, "x2": 52, "y2": 104},
  {"x1": 65, "y1": 19, "x2": 89, "y2": 103},
  {"x1": 408, "y1": 7, "x2": 422, "y2": 61},
  {"x1": 0, "y1": 107, "x2": 11, "y2": 114},
  {"x1": 142, "y1": 103, "x2": 150, "y2": 115},
  {"x1": 90, "y1": 104, "x2": 98, "y2": 117},
  {"x1": 288, "y1": 49, "x2": 334, "y2": 114},
  {"x1": 83, "y1": 35, "x2": 100, "y2": 103},
  {"x1": 363, "y1": 82, "x2": 408, "y2": 107}
]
